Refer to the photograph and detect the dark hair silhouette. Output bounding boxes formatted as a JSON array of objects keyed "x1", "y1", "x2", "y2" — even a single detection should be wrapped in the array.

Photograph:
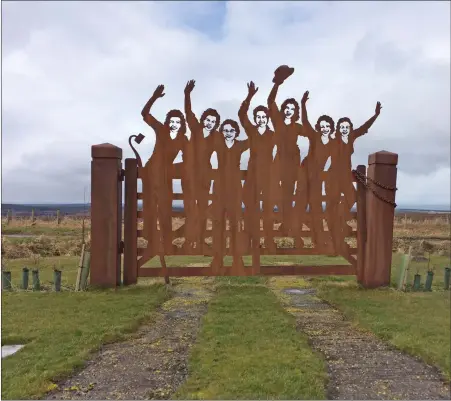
[
  {"x1": 315, "y1": 115, "x2": 335, "y2": 134},
  {"x1": 200, "y1": 108, "x2": 221, "y2": 131},
  {"x1": 253, "y1": 105, "x2": 270, "y2": 124},
  {"x1": 220, "y1": 119, "x2": 240, "y2": 138},
  {"x1": 164, "y1": 109, "x2": 187, "y2": 135},
  {"x1": 280, "y1": 98, "x2": 300, "y2": 122},
  {"x1": 336, "y1": 117, "x2": 354, "y2": 132}
]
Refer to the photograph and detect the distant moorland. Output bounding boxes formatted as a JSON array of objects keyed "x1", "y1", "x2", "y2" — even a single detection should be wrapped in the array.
[{"x1": 1, "y1": 203, "x2": 450, "y2": 217}]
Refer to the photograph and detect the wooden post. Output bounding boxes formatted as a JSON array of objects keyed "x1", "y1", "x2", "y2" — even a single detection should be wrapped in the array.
[
  {"x1": 7, "y1": 209, "x2": 12, "y2": 225},
  {"x1": 123, "y1": 158, "x2": 138, "y2": 285},
  {"x1": 80, "y1": 251, "x2": 91, "y2": 290},
  {"x1": 356, "y1": 165, "x2": 367, "y2": 284},
  {"x1": 362, "y1": 151, "x2": 398, "y2": 288},
  {"x1": 90, "y1": 143, "x2": 123, "y2": 288},
  {"x1": 75, "y1": 244, "x2": 86, "y2": 291},
  {"x1": 398, "y1": 246, "x2": 412, "y2": 291}
]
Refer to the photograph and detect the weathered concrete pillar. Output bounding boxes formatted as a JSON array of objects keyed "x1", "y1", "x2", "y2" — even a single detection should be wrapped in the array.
[{"x1": 90, "y1": 143, "x2": 123, "y2": 288}]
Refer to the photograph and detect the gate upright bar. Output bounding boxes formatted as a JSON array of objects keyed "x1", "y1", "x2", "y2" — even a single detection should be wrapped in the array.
[
  {"x1": 123, "y1": 158, "x2": 138, "y2": 285},
  {"x1": 356, "y1": 164, "x2": 367, "y2": 284}
]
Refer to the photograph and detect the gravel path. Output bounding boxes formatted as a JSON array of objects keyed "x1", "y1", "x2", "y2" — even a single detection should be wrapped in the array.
[
  {"x1": 273, "y1": 283, "x2": 450, "y2": 400},
  {"x1": 45, "y1": 278, "x2": 214, "y2": 400}
]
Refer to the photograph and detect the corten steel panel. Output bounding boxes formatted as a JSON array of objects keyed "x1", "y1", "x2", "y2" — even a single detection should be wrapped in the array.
[
  {"x1": 127, "y1": 65, "x2": 387, "y2": 279},
  {"x1": 90, "y1": 144, "x2": 122, "y2": 288}
]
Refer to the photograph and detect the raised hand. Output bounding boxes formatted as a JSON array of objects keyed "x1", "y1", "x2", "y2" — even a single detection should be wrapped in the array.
[
  {"x1": 184, "y1": 80, "x2": 196, "y2": 94},
  {"x1": 375, "y1": 101, "x2": 382, "y2": 116},
  {"x1": 152, "y1": 84, "x2": 165, "y2": 99},
  {"x1": 247, "y1": 81, "x2": 258, "y2": 97},
  {"x1": 301, "y1": 91, "x2": 309, "y2": 104}
]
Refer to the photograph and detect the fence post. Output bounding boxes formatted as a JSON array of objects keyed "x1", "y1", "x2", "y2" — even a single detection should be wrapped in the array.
[
  {"x1": 356, "y1": 165, "x2": 367, "y2": 284},
  {"x1": 362, "y1": 151, "x2": 398, "y2": 288},
  {"x1": 123, "y1": 158, "x2": 138, "y2": 285},
  {"x1": 90, "y1": 143, "x2": 123, "y2": 288}
]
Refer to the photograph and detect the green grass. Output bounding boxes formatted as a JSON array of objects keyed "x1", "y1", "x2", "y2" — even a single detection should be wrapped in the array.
[
  {"x1": 390, "y1": 253, "x2": 451, "y2": 291},
  {"x1": 174, "y1": 277, "x2": 327, "y2": 400},
  {"x1": 2, "y1": 256, "x2": 80, "y2": 290},
  {"x1": 310, "y1": 253, "x2": 451, "y2": 380},
  {"x1": 143, "y1": 254, "x2": 349, "y2": 267},
  {"x1": 1, "y1": 284, "x2": 170, "y2": 399},
  {"x1": 3, "y1": 248, "x2": 449, "y2": 399}
]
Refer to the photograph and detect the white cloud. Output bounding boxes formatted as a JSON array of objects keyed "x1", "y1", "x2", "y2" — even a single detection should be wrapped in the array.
[
  {"x1": 1, "y1": 1, "x2": 450, "y2": 208},
  {"x1": 397, "y1": 167, "x2": 451, "y2": 207}
]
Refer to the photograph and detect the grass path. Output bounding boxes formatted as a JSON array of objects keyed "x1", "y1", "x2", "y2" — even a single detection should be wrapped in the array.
[{"x1": 173, "y1": 277, "x2": 327, "y2": 400}]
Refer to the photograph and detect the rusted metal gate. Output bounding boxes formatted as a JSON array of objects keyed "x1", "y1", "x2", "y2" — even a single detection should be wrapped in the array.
[
  {"x1": 124, "y1": 163, "x2": 366, "y2": 279},
  {"x1": 91, "y1": 66, "x2": 398, "y2": 289}
]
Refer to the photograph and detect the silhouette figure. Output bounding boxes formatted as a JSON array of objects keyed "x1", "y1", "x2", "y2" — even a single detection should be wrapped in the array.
[
  {"x1": 133, "y1": 68, "x2": 382, "y2": 277},
  {"x1": 239, "y1": 81, "x2": 277, "y2": 253},
  {"x1": 211, "y1": 119, "x2": 249, "y2": 273},
  {"x1": 267, "y1": 65, "x2": 303, "y2": 234},
  {"x1": 140, "y1": 85, "x2": 186, "y2": 264},
  {"x1": 326, "y1": 102, "x2": 382, "y2": 255},
  {"x1": 294, "y1": 91, "x2": 335, "y2": 250},
  {"x1": 332, "y1": 101, "x2": 383, "y2": 214},
  {"x1": 183, "y1": 80, "x2": 221, "y2": 252}
]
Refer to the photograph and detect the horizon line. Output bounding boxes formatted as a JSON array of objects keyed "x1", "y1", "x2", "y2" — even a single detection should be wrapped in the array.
[{"x1": 2, "y1": 202, "x2": 450, "y2": 213}]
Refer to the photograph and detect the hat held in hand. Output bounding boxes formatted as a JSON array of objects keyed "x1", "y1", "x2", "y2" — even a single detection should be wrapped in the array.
[{"x1": 273, "y1": 65, "x2": 295, "y2": 84}]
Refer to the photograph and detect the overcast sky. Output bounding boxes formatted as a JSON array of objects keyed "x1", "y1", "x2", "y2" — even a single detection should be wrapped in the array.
[{"x1": 2, "y1": 1, "x2": 450, "y2": 207}]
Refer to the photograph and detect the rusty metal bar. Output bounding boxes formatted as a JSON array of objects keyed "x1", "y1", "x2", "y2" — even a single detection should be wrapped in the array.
[
  {"x1": 138, "y1": 264, "x2": 355, "y2": 277},
  {"x1": 123, "y1": 158, "x2": 138, "y2": 285},
  {"x1": 356, "y1": 164, "x2": 367, "y2": 284}
]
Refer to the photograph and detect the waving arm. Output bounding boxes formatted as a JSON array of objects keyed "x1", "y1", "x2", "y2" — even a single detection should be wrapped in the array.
[
  {"x1": 267, "y1": 83, "x2": 284, "y2": 132},
  {"x1": 184, "y1": 80, "x2": 200, "y2": 132},
  {"x1": 141, "y1": 85, "x2": 165, "y2": 132},
  {"x1": 353, "y1": 102, "x2": 382, "y2": 140},
  {"x1": 300, "y1": 91, "x2": 314, "y2": 137},
  {"x1": 239, "y1": 82, "x2": 258, "y2": 137}
]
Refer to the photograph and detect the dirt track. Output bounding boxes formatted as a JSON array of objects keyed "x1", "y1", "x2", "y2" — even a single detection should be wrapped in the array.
[
  {"x1": 45, "y1": 278, "x2": 214, "y2": 400},
  {"x1": 273, "y1": 283, "x2": 451, "y2": 400}
]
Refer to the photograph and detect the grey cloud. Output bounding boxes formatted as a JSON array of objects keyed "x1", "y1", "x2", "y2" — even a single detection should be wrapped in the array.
[
  {"x1": 2, "y1": 1, "x2": 450, "y2": 205},
  {"x1": 353, "y1": 33, "x2": 414, "y2": 74}
]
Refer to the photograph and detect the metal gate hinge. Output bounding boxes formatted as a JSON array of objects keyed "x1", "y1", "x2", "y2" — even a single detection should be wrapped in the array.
[
  {"x1": 119, "y1": 169, "x2": 125, "y2": 182},
  {"x1": 119, "y1": 241, "x2": 124, "y2": 254}
]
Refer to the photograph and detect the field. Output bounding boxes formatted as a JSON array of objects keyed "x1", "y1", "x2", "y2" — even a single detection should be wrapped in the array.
[
  {"x1": 1, "y1": 212, "x2": 450, "y2": 399},
  {"x1": 2, "y1": 211, "x2": 450, "y2": 259}
]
